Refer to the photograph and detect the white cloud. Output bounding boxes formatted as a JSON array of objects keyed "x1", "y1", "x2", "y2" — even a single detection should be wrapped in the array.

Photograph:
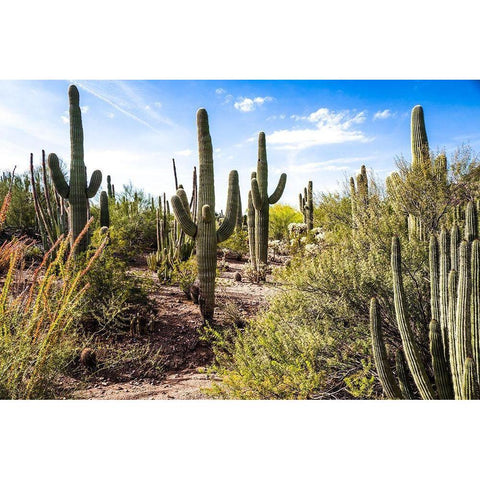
[
  {"x1": 215, "y1": 88, "x2": 226, "y2": 95},
  {"x1": 175, "y1": 149, "x2": 193, "y2": 156},
  {"x1": 234, "y1": 96, "x2": 273, "y2": 112},
  {"x1": 373, "y1": 109, "x2": 393, "y2": 120},
  {"x1": 81, "y1": 105, "x2": 89, "y2": 114},
  {"x1": 267, "y1": 108, "x2": 370, "y2": 150}
]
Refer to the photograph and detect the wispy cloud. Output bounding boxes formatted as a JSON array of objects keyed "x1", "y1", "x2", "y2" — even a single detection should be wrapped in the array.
[
  {"x1": 267, "y1": 108, "x2": 370, "y2": 150},
  {"x1": 373, "y1": 109, "x2": 393, "y2": 120},
  {"x1": 75, "y1": 81, "x2": 175, "y2": 132},
  {"x1": 276, "y1": 156, "x2": 374, "y2": 174},
  {"x1": 175, "y1": 149, "x2": 193, "y2": 157},
  {"x1": 234, "y1": 96, "x2": 273, "y2": 112},
  {"x1": 215, "y1": 88, "x2": 226, "y2": 95}
]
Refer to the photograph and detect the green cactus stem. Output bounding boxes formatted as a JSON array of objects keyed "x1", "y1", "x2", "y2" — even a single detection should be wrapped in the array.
[
  {"x1": 48, "y1": 85, "x2": 102, "y2": 252},
  {"x1": 391, "y1": 236, "x2": 435, "y2": 399},
  {"x1": 100, "y1": 191, "x2": 110, "y2": 228},
  {"x1": 429, "y1": 319, "x2": 454, "y2": 399},
  {"x1": 395, "y1": 350, "x2": 415, "y2": 399},
  {"x1": 251, "y1": 132, "x2": 287, "y2": 269},
  {"x1": 171, "y1": 109, "x2": 239, "y2": 321},
  {"x1": 369, "y1": 297, "x2": 402, "y2": 399},
  {"x1": 462, "y1": 357, "x2": 480, "y2": 400},
  {"x1": 247, "y1": 189, "x2": 257, "y2": 270},
  {"x1": 411, "y1": 105, "x2": 430, "y2": 170},
  {"x1": 472, "y1": 239, "x2": 480, "y2": 386}
]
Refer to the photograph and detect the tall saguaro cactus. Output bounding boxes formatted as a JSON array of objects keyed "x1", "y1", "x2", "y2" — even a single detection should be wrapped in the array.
[
  {"x1": 251, "y1": 132, "x2": 287, "y2": 269},
  {"x1": 48, "y1": 85, "x2": 102, "y2": 252},
  {"x1": 171, "y1": 109, "x2": 239, "y2": 320},
  {"x1": 411, "y1": 105, "x2": 430, "y2": 170}
]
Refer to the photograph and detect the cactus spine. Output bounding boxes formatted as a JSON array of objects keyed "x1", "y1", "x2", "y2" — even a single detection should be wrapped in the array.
[
  {"x1": 48, "y1": 85, "x2": 102, "y2": 252},
  {"x1": 250, "y1": 132, "x2": 287, "y2": 271},
  {"x1": 171, "y1": 109, "x2": 239, "y2": 320}
]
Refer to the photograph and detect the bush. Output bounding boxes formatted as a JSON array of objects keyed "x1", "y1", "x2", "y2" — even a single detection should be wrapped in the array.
[
  {"x1": 171, "y1": 257, "x2": 198, "y2": 299},
  {"x1": 269, "y1": 204, "x2": 303, "y2": 241},
  {"x1": 76, "y1": 228, "x2": 153, "y2": 334}
]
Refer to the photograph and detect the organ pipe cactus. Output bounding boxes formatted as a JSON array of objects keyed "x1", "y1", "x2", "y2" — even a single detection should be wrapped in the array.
[
  {"x1": 350, "y1": 165, "x2": 369, "y2": 229},
  {"x1": 48, "y1": 85, "x2": 102, "y2": 252},
  {"x1": 370, "y1": 203, "x2": 480, "y2": 399},
  {"x1": 171, "y1": 109, "x2": 239, "y2": 320},
  {"x1": 250, "y1": 132, "x2": 287, "y2": 269}
]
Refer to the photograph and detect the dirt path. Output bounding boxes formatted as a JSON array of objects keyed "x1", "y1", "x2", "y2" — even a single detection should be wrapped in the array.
[{"x1": 71, "y1": 257, "x2": 283, "y2": 400}]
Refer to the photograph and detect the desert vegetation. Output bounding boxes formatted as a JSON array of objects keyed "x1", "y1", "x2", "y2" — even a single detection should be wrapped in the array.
[{"x1": 1, "y1": 84, "x2": 480, "y2": 400}]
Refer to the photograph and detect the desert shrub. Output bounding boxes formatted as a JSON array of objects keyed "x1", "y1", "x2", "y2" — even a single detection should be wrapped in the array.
[
  {"x1": 269, "y1": 204, "x2": 303, "y2": 241},
  {"x1": 171, "y1": 257, "x2": 198, "y2": 298},
  {"x1": 0, "y1": 170, "x2": 36, "y2": 235},
  {"x1": 218, "y1": 228, "x2": 248, "y2": 257},
  {"x1": 0, "y1": 217, "x2": 107, "y2": 398},
  {"x1": 90, "y1": 185, "x2": 157, "y2": 261},
  {"x1": 75, "y1": 228, "x2": 153, "y2": 334}
]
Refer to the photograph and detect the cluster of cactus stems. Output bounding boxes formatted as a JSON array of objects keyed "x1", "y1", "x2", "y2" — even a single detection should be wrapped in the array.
[
  {"x1": 29, "y1": 150, "x2": 68, "y2": 250},
  {"x1": 249, "y1": 132, "x2": 287, "y2": 277},
  {"x1": 350, "y1": 165, "x2": 369, "y2": 229},
  {"x1": 171, "y1": 109, "x2": 239, "y2": 320},
  {"x1": 370, "y1": 200, "x2": 480, "y2": 399},
  {"x1": 299, "y1": 181, "x2": 313, "y2": 230},
  {"x1": 48, "y1": 85, "x2": 102, "y2": 253}
]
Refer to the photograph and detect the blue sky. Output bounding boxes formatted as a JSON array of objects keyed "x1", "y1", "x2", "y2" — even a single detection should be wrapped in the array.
[{"x1": 1, "y1": 80, "x2": 480, "y2": 208}]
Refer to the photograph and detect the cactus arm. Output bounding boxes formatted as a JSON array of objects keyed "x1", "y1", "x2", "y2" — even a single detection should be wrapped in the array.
[
  {"x1": 171, "y1": 195, "x2": 198, "y2": 238},
  {"x1": 176, "y1": 188, "x2": 191, "y2": 217},
  {"x1": 251, "y1": 176, "x2": 263, "y2": 210},
  {"x1": 87, "y1": 170, "x2": 102, "y2": 198},
  {"x1": 369, "y1": 297, "x2": 403, "y2": 399},
  {"x1": 47, "y1": 153, "x2": 70, "y2": 199},
  {"x1": 429, "y1": 319, "x2": 454, "y2": 399},
  {"x1": 217, "y1": 170, "x2": 239, "y2": 243},
  {"x1": 391, "y1": 236, "x2": 435, "y2": 399},
  {"x1": 268, "y1": 173, "x2": 287, "y2": 205}
]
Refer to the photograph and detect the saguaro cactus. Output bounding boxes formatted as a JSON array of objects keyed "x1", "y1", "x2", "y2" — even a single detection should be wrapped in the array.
[
  {"x1": 100, "y1": 191, "x2": 110, "y2": 228},
  {"x1": 251, "y1": 132, "x2": 287, "y2": 268},
  {"x1": 48, "y1": 85, "x2": 102, "y2": 252},
  {"x1": 171, "y1": 109, "x2": 239, "y2": 320},
  {"x1": 411, "y1": 105, "x2": 430, "y2": 170}
]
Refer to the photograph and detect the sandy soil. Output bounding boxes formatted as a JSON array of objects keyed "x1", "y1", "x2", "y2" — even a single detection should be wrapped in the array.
[{"x1": 70, "y1": 256, "x2": 284, "y2": 400}]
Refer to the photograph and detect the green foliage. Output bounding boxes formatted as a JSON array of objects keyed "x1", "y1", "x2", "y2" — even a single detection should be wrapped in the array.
[
  {"x1": 219, "y1": 228, "x2": 249, "y2": 257},
  {"x1": 0, "y1": 170, "x2": 36, "y2": 234},
  {"x1": 269, "y1": 203, "x2": 303, "y2": 241},
  {"x1": 171, "y1": 257, "x2": 198, "y2": 298},
  {"x1": 76, "y1": 228, "x2": 152, "y2": 334}
]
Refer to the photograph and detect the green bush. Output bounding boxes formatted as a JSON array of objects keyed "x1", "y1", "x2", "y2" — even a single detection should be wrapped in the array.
[{"x1": 269, "y1": 204, "x2": 303, "y2": 241}]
